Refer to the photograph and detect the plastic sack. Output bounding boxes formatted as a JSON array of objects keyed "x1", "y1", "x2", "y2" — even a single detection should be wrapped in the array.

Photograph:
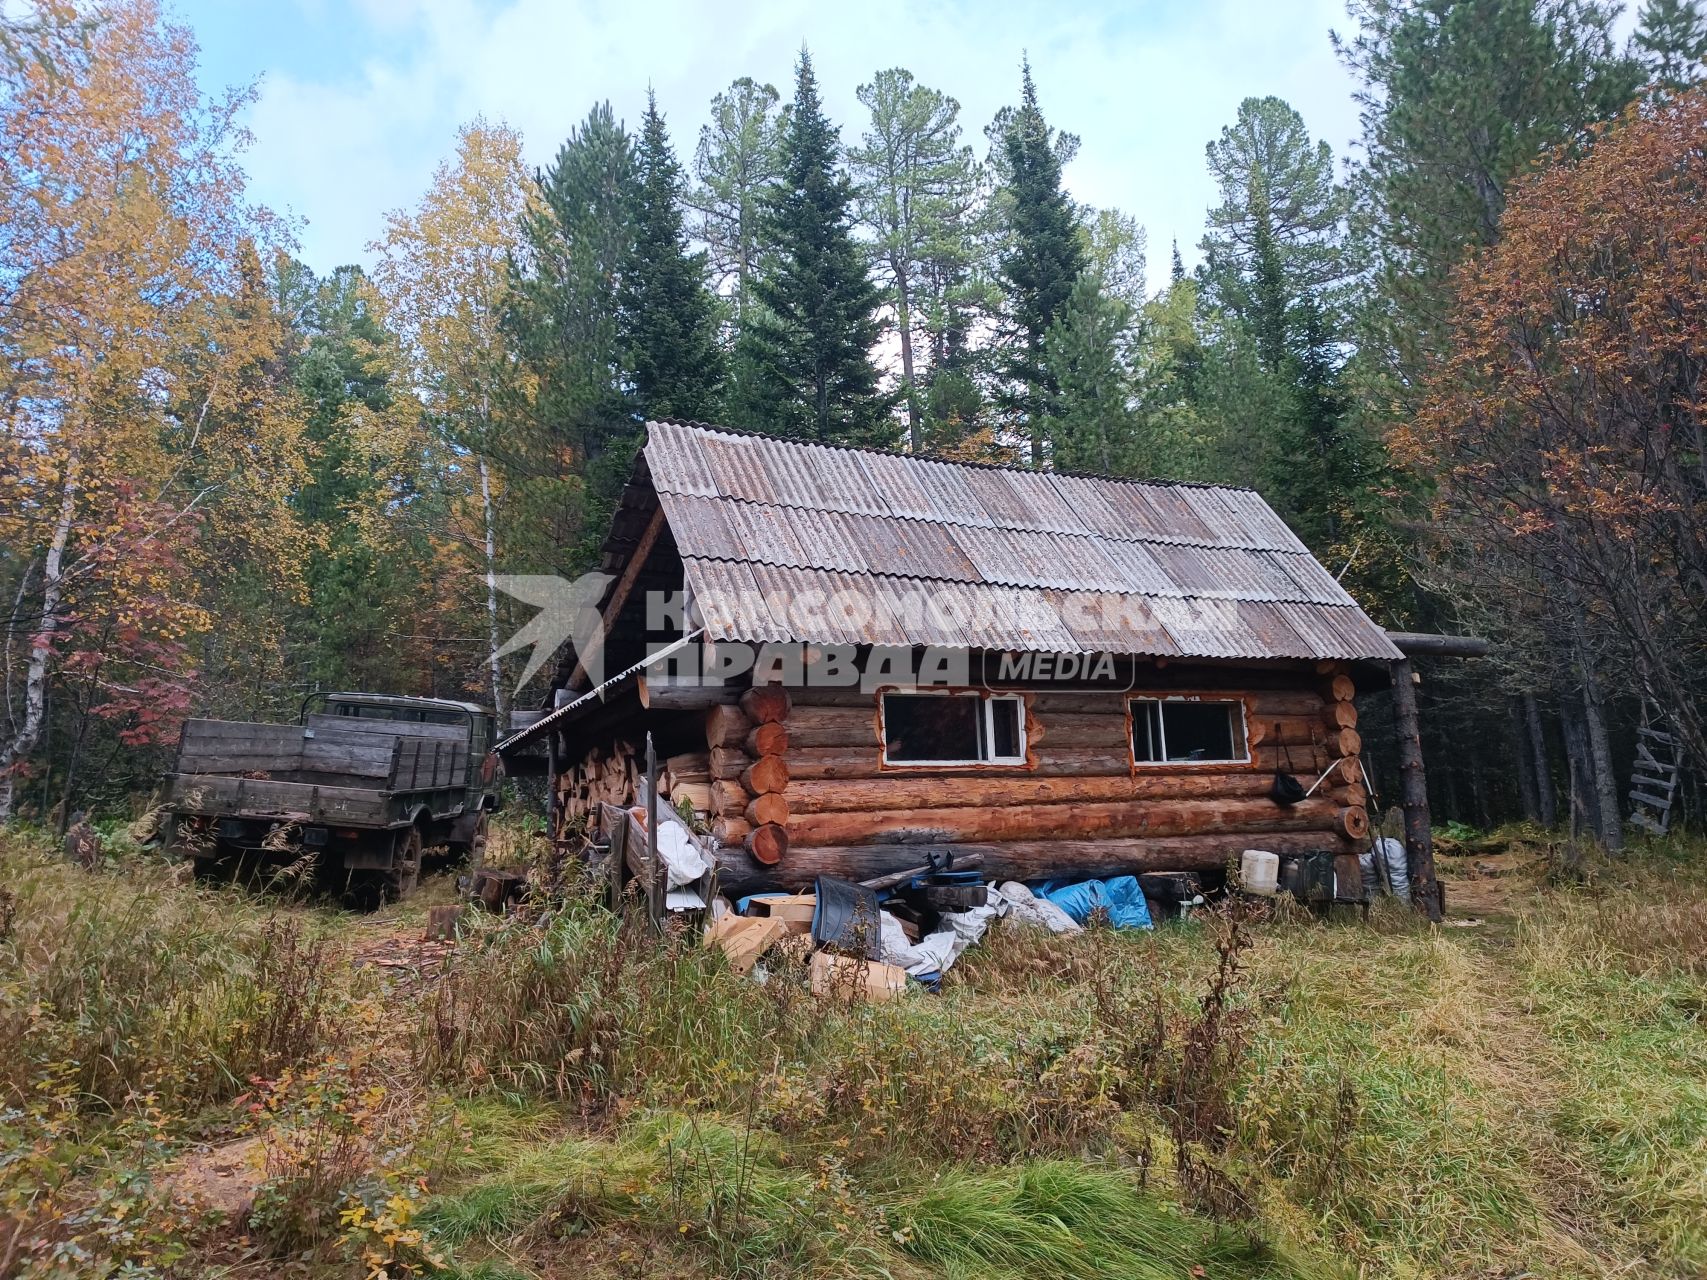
[
  {"x1": 657, "y1": 821, "x2": 710, "y2": 888},
  {"x1": 993, "y1": 881, "x2": 1083, "y2": 934},
  {"x1": 1380, "y1": 837, "x2": 1410, "y2": 900},
  {"x1": 878, "y1": 896, "x2": 1001, "y2": 978},
  {"x1": 1039, "y1": 875, "x2": 1153, "y2": 930},
  {"x1": 1358, "y1": 836, "x2": 1412, "y2": 901}
]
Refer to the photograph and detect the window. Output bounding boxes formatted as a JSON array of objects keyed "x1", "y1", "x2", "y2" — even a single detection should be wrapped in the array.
[
  {"x1": 881, "y1": 692, "x2": 1026, "y2": 766},
  {"x1": 1130, "y1": 697, "x2": 1248, "y2": 765}
]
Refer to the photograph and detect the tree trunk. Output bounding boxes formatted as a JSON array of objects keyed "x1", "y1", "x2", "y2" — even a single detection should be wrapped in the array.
[
  {"x1": 1389, "y1": 657, "x2": 1442, "y2": 921},
  {"x1": 895, "y1": 262, "x2": 921, "y2": 453},
  {"x1": 55, "y1": 696, "x2": 91, "y2": 839},
  {"x1": 1512, "y1": 700, "x2": 1541, "y2": 825},
  {"x1": 1560, "y1": 703, "x2": 1595, "y2": 842},
  {"x1": 1580, "y1": 662, "x2": 1623, "y2": 852},
  {"x1": 1570, "y1": 605, "x2": 1622, "y2": 851},
  {"x1": 1523, "y1": 693, "x2": 1557, "y2": 828},
  {"x1": 477, "y1": 456, "x2": 506, "y2": 727},
  {"x1": 0, "y1": 454, "x2": 78, "y2": 822}
]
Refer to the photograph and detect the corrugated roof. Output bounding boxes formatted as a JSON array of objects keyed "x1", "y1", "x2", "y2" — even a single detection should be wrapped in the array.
[{"x1": 644, "y1": 420, "x2": 1401, "y2": 662}]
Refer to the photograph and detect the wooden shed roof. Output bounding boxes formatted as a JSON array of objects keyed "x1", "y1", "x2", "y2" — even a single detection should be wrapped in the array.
[{"x1": 610, "y1": 419, "x2": 1402, "y2": 663}]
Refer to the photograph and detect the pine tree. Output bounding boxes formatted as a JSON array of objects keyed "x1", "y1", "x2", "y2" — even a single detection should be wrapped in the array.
[
  {"x1": 850, "y1": 68, "x2": 976, "y2": 451},
  {"x1": 1046, "y1": 271, "x2": 1138, "y2": 475},
  {"x1": 995, "y1": 59, "x2": 1085, "y2": 465},
  {"x1": 1336, "y1": 0, "x2": 1639, "y2": 360},
  {"x1": 691, "y1": 78, "x2": 783, "y2": 321},
  {"x1": 1633, "y1": 0, "x2": 1707, "y2": 92},
  {"x1": 736, "y1": 48, "x2": 890, "y2": 445},
  {"x1": 1199, "y1": 96, "x2": 1347, "y2": 371},
  {"x1": 623, "y1": 92, "x2": 724, "y2": 422}
]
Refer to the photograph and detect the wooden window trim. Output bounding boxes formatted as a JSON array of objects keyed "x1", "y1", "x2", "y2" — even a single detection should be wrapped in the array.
[
  {"x1": 877, "y1": 688, "x2": 1032, "y2": 771},
  {"x1": 1126, "y1": 693, "x2": 1254, "y2": 771}
]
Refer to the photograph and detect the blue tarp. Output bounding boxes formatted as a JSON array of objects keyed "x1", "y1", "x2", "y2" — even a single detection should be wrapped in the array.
[{"x1": 1037, "y1": 875, "x2": 1154, "y2": 930}]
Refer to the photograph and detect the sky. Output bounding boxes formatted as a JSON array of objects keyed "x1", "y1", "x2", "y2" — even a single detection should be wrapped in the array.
[{"x1": 173, "y1": 0, "x2": 1367, "y2": 296}]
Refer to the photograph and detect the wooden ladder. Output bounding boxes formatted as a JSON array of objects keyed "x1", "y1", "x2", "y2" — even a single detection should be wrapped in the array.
[{"x1": 1628, "y1": 705, "x2": 1684, "y2": 836}]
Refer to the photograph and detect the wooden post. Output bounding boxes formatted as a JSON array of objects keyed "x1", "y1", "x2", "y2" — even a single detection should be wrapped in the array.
[
  {"x1": 1389, "y1": 657, "x2": 1443, "y2": 921},
  {"x1": 645, "y1": 732, "x2": 662, "y2": 929},
  {"x1": 545, "y1": 727, "x2": 563, "y2": 841}
]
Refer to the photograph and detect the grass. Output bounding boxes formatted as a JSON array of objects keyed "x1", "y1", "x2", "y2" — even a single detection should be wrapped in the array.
[{"x1": 2, "y1": 820, "x2": 1705, "y2": 1278}]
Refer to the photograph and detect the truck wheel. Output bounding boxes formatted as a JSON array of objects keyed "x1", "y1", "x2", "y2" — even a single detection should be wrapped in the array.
[
  {"x1": 192, "y1": 839, "x2": 243, "y2": 884},
  {"x1": 385, "y1": 826, "x2": 422, "y2": 902}
]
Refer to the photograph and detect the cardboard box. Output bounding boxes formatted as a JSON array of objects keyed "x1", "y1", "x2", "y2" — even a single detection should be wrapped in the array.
[
  {"x1": 747, "y1": 893, "x2": 816, "y2": 934},
  {"x1": 704, "y1": 913, "x2": 789, "y2": 976},
  {"x1": 809, "y1": 951, "x2": 909, "y2": 1002}
]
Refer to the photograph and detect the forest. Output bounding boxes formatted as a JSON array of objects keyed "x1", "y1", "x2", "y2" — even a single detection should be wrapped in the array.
[
  {"x1": 5, "y1": 5, "x2": 1707, "y2": 1278},
  {"x1": 2, "y1": 0, "x2": 1706, "y2": 848}
]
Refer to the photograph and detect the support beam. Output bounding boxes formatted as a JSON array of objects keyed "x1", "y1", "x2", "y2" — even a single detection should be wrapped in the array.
[
  {"x1": 1389, "y1": 656, "x2": 1443, "y2": 921},
  {"x1": 1386, "y1": 631, "x2": 1491, "y2": 659}
]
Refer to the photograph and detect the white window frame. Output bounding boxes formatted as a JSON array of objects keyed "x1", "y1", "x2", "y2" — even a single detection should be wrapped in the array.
[
  {"x1": 879, "y1": 689, "x2": 1028, "y2": 767},
  {"x1": 1129, "y1": 696, "x2": 1250, "y2": 767}
]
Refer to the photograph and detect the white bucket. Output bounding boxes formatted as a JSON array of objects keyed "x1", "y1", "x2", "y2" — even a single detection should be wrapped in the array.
[{"x1": 1240, "y1": 849, "x2": 1280, "y2": 896}]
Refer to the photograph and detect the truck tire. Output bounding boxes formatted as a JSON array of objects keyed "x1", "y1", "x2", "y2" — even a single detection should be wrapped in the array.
[{"x1": 385, "y1": 826, "x2": 422, "y2": 903}]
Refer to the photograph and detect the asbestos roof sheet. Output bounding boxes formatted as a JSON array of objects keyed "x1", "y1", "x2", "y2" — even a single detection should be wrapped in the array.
[{"x1": 647, "y1": 420, "x2": 1402, "y2": 662}]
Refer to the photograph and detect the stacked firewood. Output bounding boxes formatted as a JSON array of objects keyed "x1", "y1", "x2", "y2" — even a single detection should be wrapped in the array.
[
  {"x1": 556, "y1": 741, "x2": 641, "y2": 824},
  {"x1": 707, "y1": 687, "x2": 791, "y2": 864},
  {"x1": 660, "y1": 751, "x2": 713, "y2": 817}
]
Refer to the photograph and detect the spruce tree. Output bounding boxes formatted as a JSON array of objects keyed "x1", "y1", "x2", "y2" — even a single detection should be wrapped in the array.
[
  {"x1": 1046, "y1": 271, "x2": 1138, "y2": 475},
  {"x1": 995, "y1": 59, "x2": 1085, "y2": 465},
  {"x1": 623, "y1": 91, "x2": 724, "y2": 421},
  {"x1": 508, "y1": 102, "x2": 639, "y2": 568},
  {"x1": 736, "y1": 48, "x2": 890, "y2": 445}
]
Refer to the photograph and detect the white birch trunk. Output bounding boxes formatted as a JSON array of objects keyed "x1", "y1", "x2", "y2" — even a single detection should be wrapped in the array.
[
  {"x1": 0, "y1": 454, "x2": 79, "y2": 821},
  {"x1": 478, "y1": 456, "x2": 506, "y2": 726}
]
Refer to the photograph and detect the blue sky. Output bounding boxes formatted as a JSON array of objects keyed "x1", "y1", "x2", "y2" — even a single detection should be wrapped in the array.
[{"x1": 173, "y1": 0, "x2": 1366, "y2": 294}]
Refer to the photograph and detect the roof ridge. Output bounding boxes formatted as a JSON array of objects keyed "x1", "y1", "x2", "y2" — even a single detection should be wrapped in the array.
[
  {"x1": 664, "y1": 488, "x2": 1301, "y2": 554},
  {"x1": 678, "y1": 551, "x2": 1353, "y2": 605},
  {"x1": 646, "y1": 417, "x2": 1260, "y2": 494}
]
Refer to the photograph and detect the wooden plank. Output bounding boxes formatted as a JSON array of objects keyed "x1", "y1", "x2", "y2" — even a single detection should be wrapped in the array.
[
  {"x1": 1630, "y1": 791, "x2": 1673, "y2": 811},
  {"x1": 304, "y1": 714, "x2": 465, "y2": 741},
  {"x1": 1630, "y1": 773, "x2": 1677, "y2": 792},
  {"x1": 181, "y1": 719, "x2": 306, "y2": 742}
]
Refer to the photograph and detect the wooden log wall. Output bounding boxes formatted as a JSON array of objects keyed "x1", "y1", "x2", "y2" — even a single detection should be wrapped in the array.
[{"x1": 713, "y1": 662, "x2": 1368, "y2": 891}]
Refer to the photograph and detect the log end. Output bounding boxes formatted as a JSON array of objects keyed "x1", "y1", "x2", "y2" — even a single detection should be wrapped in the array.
[{"x1": 748, "y1": 822, "x2": 789, "y2": 865}]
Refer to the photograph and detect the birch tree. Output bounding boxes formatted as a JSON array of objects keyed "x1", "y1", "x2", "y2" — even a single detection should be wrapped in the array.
[
  {"x1": 0, "y1": 0, "x2": 307, "y2": 818},
  {"x1": 369, "y1": 119, "x2": 533, "y2": 723}
]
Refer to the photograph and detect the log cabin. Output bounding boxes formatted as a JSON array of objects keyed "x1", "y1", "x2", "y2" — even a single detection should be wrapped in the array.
[{"x1": 495, "y1": 419, "x2": 1405, "y2": 899}]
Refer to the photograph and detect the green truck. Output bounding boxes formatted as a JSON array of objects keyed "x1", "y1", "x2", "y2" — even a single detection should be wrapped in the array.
[{"x1": 164, "y1": 693, "x2": 501, "y2": 902}]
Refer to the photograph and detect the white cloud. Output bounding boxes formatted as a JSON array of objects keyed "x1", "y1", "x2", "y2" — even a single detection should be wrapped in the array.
[{"x1": 240, "y1": 0, "x2": 1362, "y2": 293}]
